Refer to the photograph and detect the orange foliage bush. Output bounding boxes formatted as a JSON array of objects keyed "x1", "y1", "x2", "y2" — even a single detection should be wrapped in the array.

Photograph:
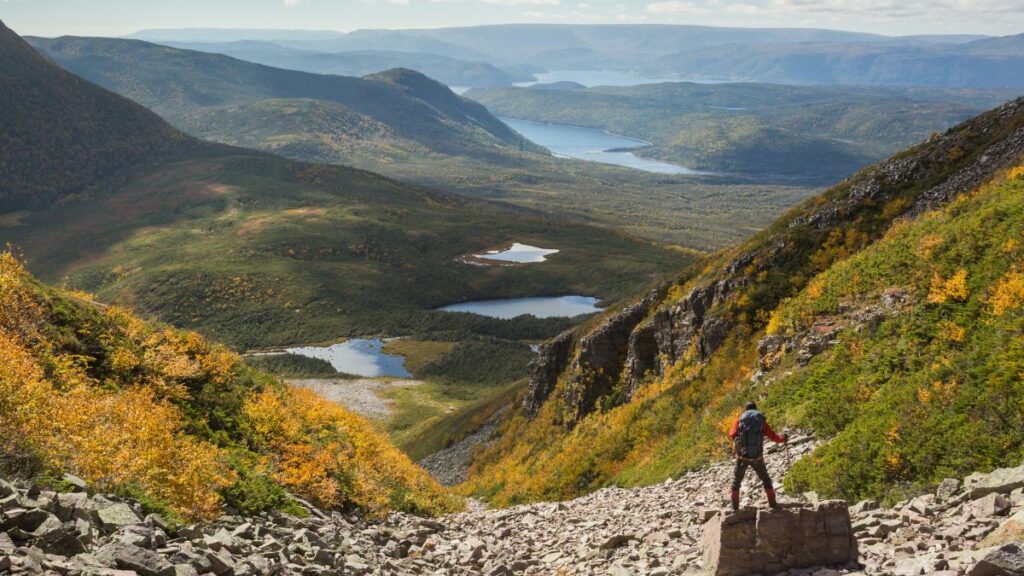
[{"x1": 243, "y1": 387, "x2": 459, "y2": 516}]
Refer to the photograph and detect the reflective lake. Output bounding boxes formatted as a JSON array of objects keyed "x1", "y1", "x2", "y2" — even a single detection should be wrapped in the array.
[
  {"x1": 501, "y1": 117, "x2": 701, "y2": 175},
  {"x1": 476, "y1": 242, "x2": 559, "y2": 263},
  {"x1": 437, "y1": 295, "x2": 602, "y2": 319},
  {"x1": 286, "y1": 338, "x2": 411, "y2": 378}
]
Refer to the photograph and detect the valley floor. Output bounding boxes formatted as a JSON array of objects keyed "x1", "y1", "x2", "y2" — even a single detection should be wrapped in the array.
[{"x1": 287, "y1": 378, "x2": 424, "y2": 421}]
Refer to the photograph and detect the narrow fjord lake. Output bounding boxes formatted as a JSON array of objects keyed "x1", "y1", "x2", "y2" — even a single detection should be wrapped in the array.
[
  {"x1": 437, "y1": 295, "x2": 602, "y2": 319},
  {"x1": 500, "y1": 117, "x2": 700, "y2": 175}
]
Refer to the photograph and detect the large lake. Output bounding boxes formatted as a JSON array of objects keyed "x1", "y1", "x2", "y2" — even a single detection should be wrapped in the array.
[
  {"x1": 501, "y1": 117, "x2": 701, "y2": 175},
  {"x1": 437, "y1": 295, "x2": 601, "y2": 319},
  {"x1": 287, "y1": 338, "x2": 411, "y2": 378}
]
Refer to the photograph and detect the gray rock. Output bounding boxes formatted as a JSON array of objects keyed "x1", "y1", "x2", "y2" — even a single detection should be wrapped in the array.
[
  {"x1": 96, "y1": 503, "x2": 141, "y2": 528},
  {"x1": 937, "y1": 478, "x2": 961, "y2": 501},
  {"x1": 702, "y1": 502, "x2": 857, "y2": 576},
  {"x1": 599, "y1": 534, "x2": 634, "y2": 550},
  {"x1": 972, "y1": 493, "x2": 1012, "y2": 519},
  {"x1": 967, "y1": 543, "x2": 1024, "y2": 576},
  {"x1": 61, "y1": 473, "x2": 88, "y2": 492},
  {"x1": 97, "y1": 542, "x2": 176, "y2": 576},
  {"x1": 966, "y1": 466, "x2": 1024, "y2": 500}
]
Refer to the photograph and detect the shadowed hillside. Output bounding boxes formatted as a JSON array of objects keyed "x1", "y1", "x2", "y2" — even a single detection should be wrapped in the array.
[{"x1": 0, "y1": 21, "x2": 199, "y2": 211}]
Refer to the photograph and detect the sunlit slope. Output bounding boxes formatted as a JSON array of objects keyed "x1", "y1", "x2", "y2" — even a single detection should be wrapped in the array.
[
  {"x1": 461, "y1": 98, "x2": 1024, "y2": 507},
  {"x1": 0, "y1": 252, "x2": 459, "y2": 521}
]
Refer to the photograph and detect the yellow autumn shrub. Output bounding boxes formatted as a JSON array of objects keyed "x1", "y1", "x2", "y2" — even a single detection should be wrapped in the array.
[
  {"x1": 0, "y1": 250, "x2": 457, "y2": 519},
  {"x1": 927, "y1": 268, "x2": 969, "y2": 304},
  {"x1": 242, "y1": 387, "x2": 460, "y2": 516},
  {"x1": 990, "y1": 267, "x2": 1024, "y2": 316}
]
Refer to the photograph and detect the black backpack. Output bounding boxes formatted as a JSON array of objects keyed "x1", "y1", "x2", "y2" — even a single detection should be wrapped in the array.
[{"x1": 735, "y1": 409, "x2": 766, "y2": 459}]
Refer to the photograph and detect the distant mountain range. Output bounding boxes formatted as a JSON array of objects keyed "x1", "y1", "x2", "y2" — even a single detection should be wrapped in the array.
[
  {"x1": 129, "y1": 24, "x2": 1024, "y2": 89},
  {"x1": 156, "y1": 40, "x2": 535, "y2": 87}
]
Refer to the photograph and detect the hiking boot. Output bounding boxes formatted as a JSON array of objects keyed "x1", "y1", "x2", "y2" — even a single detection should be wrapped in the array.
[
  {"x1": 766, "y1": 487, "x2": 778, "y2": 509},
  {"x1": 730, "y1": 488, "x2": 740, "y2": 512}
]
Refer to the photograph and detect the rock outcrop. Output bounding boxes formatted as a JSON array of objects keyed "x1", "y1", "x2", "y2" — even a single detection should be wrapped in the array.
[{"x1": 702, "y1": 502, "x2": 858, "y2": 576}]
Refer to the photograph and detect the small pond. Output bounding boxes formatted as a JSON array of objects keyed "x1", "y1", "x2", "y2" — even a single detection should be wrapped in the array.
[
  {"x1": 475, "y1": 242, "x2": 559, "y2": 263},
  {"x1": 286, "y1": 338, "x2": 411, "y2": 378}
]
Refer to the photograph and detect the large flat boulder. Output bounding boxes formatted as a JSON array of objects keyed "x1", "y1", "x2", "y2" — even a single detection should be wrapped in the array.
[
  {"x1": 966, "y1": 465, "x2": 1024, "y2": 500},
  {"x1": 702, "y1": 501, "x2": 858, "y2": 576}
]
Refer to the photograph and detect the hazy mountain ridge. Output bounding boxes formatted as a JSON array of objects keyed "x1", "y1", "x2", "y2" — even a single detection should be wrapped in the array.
[
  {"x1": 129, "y1": 24, "x2": 1024, "y2": 89},
  {"x1": 155, "y1": 39, "x2": 535, "y2": 87}
]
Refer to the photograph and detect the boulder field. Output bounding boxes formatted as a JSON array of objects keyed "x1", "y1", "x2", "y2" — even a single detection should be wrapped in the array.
[{"x1": 2, "y1": 436, "x2": 1023, "y2": 575}]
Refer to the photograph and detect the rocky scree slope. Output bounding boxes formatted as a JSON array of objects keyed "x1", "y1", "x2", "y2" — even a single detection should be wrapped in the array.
[
  {"x1": 460, "y1": 97, "x2": 1024, "y2": 506},
  {"x1": 5, "y1": 440, "x2": 1024, "y2": 575}
]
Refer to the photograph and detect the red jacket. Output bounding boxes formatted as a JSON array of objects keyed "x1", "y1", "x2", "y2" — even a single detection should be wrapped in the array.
[{"x1": 729, "y1": 415, "x2": 786, "y2": 444}]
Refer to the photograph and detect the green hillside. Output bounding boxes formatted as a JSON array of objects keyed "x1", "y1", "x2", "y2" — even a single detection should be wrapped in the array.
[
  {"x1": 158, "y1": 40, "x2": 534, "y2": 87},
  {"x1": 0, "y1": 21, "x2": 198, "y2": 211},
  {"x1": 27, "y1": 36, "x2": 522, "y2": 160},
  {"x1": 468, "y1": 82, "x2": 1014, "y2": 181},
  {"x1": 460, "y1": 97, "x2": 1024, "y2": 508}
]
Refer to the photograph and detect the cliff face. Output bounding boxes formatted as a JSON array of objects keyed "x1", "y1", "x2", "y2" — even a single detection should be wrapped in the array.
[{"x1": 523, "y1": 97, "x2": 1024, "y2": 429}]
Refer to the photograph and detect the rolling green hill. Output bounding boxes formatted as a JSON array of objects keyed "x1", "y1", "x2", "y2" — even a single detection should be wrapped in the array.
[
  {"x1": 459, "y1": 97, "x2": 1024, "y2": 508},
  {"x1": 27, "y1": 36, "x2": 523, "y2": 161},
  {"x1": 467, "y1": 82, "x2": 1014, "y2": 181}
]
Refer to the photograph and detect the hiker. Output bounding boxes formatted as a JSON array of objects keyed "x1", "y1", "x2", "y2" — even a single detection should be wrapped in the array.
[{"x1": 728, "y1": 401, "x2": 788, "y2": 511}]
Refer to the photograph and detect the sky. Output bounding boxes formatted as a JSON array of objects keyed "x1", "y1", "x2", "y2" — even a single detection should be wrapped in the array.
[{"x1": 2, "y1": 0, "x2": 1022, "y2": 38}]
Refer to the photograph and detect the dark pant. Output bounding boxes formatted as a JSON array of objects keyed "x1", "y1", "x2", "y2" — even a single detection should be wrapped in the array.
[{"x1": 732, "y1": 458, "x2": 772, "y2": 490}]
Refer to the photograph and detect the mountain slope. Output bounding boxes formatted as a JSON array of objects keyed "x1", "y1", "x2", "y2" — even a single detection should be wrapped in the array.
[
  {"x1": 27, "y1": 36, "x2": 523, "y2": 159},
  {"x1": 24, "y1": 32, "x2": 823, "y2": 250},
  {"x1": 0, "y1": 250, "x2": 458, "y2": 521},
  {"x1": 460, "y1": 98, "x2": 1024, "y2": 506},
  {"x1": 0, "y1": 21, "x2": 198, "y2": 210}
]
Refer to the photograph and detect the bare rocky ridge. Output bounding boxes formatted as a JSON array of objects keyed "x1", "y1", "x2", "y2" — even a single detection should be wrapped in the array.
[{"x1": 2, "y1": 439, "x2": 1024, "y2": 575}]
